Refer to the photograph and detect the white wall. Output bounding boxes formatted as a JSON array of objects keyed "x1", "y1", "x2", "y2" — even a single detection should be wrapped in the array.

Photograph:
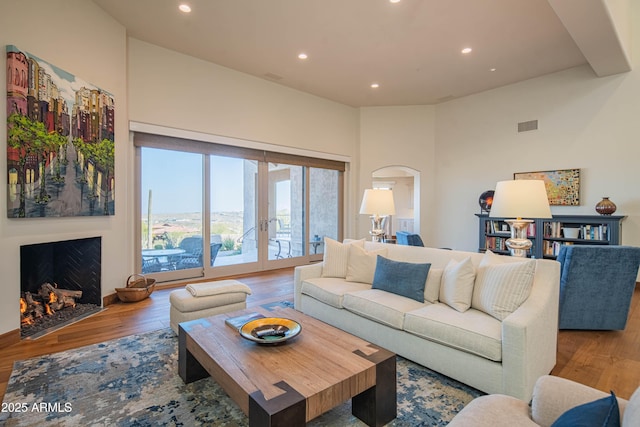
[
  {"x1": 0, "y1": 0, "x2": 129, "y2": 336},
  {"x1": 433, "y1": 5, "x2": 640, "y2": 251},
  {"x1": 127, "y1": 39, "x2": 358, "y2": 159},
  {"x1": 358, "y1": 106, "x2": 436, "y2": 242}
]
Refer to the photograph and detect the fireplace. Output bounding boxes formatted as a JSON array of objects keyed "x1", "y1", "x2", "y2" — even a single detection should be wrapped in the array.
[{"x1": 20, "y1": 237, "x2": 102, "y2": 339}]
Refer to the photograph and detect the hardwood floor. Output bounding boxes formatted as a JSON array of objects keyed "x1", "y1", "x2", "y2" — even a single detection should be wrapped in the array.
[{"x1": 1, "y1": 268, "x2": 638, "y2": 401}]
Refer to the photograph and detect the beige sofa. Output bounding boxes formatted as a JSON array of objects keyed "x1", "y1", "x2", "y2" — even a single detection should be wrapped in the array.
[
  {"x1": 294, "y1": 240, "x2": 561, "y2": 401},
  {"x1": 448, "y1": 375, "x2": 639, "y2": 426}
]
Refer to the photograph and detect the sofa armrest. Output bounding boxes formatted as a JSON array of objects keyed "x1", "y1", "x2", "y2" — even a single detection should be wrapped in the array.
[
  {"x1": 501, "y1": 259, "x2": 560, "y2": 401},
  {"x1": 531, "y1": 375, "x2": 628, "y2": 427},
  {"x1": 293, "y1": 263, "x2": 323, "y2": 309}
]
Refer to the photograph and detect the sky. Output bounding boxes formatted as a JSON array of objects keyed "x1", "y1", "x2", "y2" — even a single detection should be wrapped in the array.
[{"x1": 141, "y1": 148, "x2": 246, "y2": 214}]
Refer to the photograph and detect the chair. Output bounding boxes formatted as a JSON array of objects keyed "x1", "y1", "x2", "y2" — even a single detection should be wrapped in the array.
[
  {"x1": 396, "y1": 231, "x2": 424, "y2": 247},
  {"x1": 557, "y1": 245, "x2": 640, "y2": 330},
  {"x1": 449, "y1": 375, "x2": 639, "y2": 427},
  {"x1": 210, "y1": 243, "x2": 222, "y2": 266},
  {"x1": 142, "y1": 257, "x2": 162, "y2": 273},
  {"x1": 178, "y1": 236, "x2": 204, "y2": 269}
]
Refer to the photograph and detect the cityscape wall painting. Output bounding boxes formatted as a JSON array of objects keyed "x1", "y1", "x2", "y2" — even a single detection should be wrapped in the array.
[
  {"x1": 514, "y1": 168, "x2": 580, "y2": 206},
  {"x1": 6, "y1": 45, "x2": 115, "y2": 218}
]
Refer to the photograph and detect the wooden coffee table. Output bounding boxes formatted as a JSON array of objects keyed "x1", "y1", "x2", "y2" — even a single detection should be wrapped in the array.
[{"x1": 178, "y1": 305, "x2": 396, "y2": 426}]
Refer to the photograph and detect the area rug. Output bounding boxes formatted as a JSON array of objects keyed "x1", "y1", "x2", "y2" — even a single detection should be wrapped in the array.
[{"x1": 0, "y1": 328, "x2": 482, "y2": 426}]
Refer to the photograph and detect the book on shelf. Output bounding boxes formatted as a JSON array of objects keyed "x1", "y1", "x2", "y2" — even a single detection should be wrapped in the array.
[
  {"x1": 579, "y1": 224, "x2": 608, "y2": 241},
  {"x1": 543, "y1": 241, "x2": 574, "y2": 257},
  {"x1": 485, "y1": 236, "x2": 508, "y2": 251},
  {"x1": 225, "y1": 312, "x2": 265, "y2": 330},
  {"x1": 486, "y1": 220, "x2": 510, "y2": 234}
]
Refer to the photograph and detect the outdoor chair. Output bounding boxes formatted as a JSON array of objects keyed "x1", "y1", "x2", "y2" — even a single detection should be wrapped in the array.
[
  {"x1": 210, "y1": 243, "x2": 222, "y2": 266},
  {"x1": 142, "y1": 257, "x2": 163, "y2": 273}
]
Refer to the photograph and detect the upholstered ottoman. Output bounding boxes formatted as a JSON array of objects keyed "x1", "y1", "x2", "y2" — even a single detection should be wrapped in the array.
[{"x1": 169, "y1": 279, "x2": 252, "y2": 333}]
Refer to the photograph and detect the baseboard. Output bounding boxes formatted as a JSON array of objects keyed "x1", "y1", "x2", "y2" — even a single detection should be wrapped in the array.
[
  {"x1": 103, "y1": 293, "x2": 119, "y2": 306},
  {"x1": 0, "y1": 328, "x2": 20, "y2": 348}
]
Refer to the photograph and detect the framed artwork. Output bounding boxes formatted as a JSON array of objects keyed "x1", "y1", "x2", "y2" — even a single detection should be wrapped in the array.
[
  {"x1": 6, "y1": 45, "x2": 115, "y2": 218},
  {"x1": 514, "y1": 169, "x2": 580, "y2": 206}
]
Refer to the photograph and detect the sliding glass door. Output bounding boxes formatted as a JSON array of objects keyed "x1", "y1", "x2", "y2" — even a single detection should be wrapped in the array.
[
  {"x1": 140, "y1": 148, "x2": 203, "y2": 279},
  {"x1": 210, "y1": 155, "x2": 258, "y2": 268},
  {"x1": 265, "y1": 163, "x2": 305, "y2": 266},
  {"x1": 137, "y1": 134, "x2": 344, "y2": 281}
]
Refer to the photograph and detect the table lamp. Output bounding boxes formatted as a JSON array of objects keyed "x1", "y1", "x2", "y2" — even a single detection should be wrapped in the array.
[
  {"x1": 489, "y1": 180, "x2": 551, "y2": 257},
  {"x1": 359, "y1": 189, "x2": 396, "y2": 242}
]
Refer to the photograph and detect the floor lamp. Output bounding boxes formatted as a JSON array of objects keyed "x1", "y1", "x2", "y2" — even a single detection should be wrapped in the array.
[
  {"x1": 359, "y1": 189, "x2": 396, "y2": 242},
  {"x1": 489, "y1": 180, "x2": 551, "y2": 257}
]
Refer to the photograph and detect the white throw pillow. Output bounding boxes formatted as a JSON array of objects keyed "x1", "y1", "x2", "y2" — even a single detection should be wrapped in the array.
[
  {"x1": 424, "y1": 268, "x2": 443, "y2": 303},
  {"x1": 472, "y1": 250, "x2": 528, "y2": 308},
  {"x1": 439, "y1": 257, "x2": 476, "y2": 312},
  {"x1": 321, "y1": 237, "x2": 364, "y2": 278},
  {"x1": 472, "y1": 258, "x2": 536, "y2": 321},
  {"x1": 346, "y1": 244, "x2": 387, "y2": 284}
]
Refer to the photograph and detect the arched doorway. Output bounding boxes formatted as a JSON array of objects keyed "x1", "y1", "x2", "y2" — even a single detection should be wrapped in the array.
[{"x1": 372, "y1": 166, "x2": 420, "y2": 237}]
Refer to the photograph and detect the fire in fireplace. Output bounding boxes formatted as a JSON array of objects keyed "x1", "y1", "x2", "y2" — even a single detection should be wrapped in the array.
[{"x1": 20, "y1": 237, "x2": 102, "y2": 339}]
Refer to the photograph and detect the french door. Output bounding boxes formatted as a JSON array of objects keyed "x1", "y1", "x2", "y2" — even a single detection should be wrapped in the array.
[{"x1": 138, "y1": 145, "x2": 340, "y2": 282}]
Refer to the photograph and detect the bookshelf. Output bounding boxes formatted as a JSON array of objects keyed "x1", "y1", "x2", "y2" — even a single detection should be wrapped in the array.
[{"x1": 476, "y1": 214, "x2": 625, "y2": 259}]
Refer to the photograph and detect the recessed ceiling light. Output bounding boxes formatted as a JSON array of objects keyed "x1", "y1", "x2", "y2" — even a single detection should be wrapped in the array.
[
  {"x1": 298, "y1": 53, "x2": 308, "y2": 60},
  {"x1": 490, "y1": 68, "x2": 497, "y2": 72},
  {"x1": 178, "y1": 4, "x2": 191, "y2": 13},
  {"x1": 389, "y1": 0, "x2": 401, "y2": 3},
  {"x1": 461, "y1": 47, "x2": 472, "y2": 54},
  {"x1": 371, "y1": 83, "x2": 380, "y2": 89}
]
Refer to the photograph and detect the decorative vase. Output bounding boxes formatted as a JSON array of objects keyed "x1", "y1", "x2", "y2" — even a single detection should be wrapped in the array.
[{"x1": 595, "y1": 197, "x2": 617, "y2": 215}]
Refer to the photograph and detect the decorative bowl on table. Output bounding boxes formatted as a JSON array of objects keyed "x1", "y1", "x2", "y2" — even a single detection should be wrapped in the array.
[{"x1": 239, "y1": 317, "x2": 301, "y2": 345}]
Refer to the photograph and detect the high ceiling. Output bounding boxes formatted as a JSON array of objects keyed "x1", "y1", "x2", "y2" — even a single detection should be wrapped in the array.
[{"x1": 93, "y1": 0, "x2": 631, "y2": 107}]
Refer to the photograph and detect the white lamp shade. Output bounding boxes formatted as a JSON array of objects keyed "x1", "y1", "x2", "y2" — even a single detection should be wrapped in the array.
[
  {"x1": 359, "y1": 189, "x2": 396, "y2": 216},
  {"x1": 489, "y1": 180, "x2": 552, "y2": 219}
]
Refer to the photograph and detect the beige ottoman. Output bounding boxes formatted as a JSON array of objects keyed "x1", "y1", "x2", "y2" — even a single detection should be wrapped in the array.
[{"x1": 169, "y1": 279, "x2": 252, "y2": 333}]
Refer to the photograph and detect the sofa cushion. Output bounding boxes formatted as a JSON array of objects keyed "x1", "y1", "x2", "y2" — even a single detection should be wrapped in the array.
[
  {"x1": 321, "y1": 237, "x2": 364, "y2": 278},
  {"x1": 472, "y1": 256, "x2": 536, "y2": 321},
  {"x1": 404, "y1": 303, "x2": 503, "y2": 361},
  {"x1": 343, "y1": 289, "x2": 426, "y2": 330},
  {"x1": 301, "y1": 277, "x2": 371, "y2": 309},
  {"x1": 346, "y1": 244, "x2": 387, "y2": 284},
  {"x1": 371, "y1": 256, "x2": 431, "y2": 302},
  {"x1": 551, "y1": 392, "x2": 620, "y2": 427},
  {"x1": 440, "y1": 257, "x2": 476, "y2": 312},
  {"x1": 424, "y1": 268, "x2": 443, "y2": 303}
]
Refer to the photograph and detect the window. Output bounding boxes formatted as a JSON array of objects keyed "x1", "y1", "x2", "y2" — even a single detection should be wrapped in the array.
[{"x1": 135, "y1": 132, "x2": 345, "y2": 280}]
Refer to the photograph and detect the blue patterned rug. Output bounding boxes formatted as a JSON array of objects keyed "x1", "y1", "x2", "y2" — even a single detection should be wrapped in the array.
[{"x1": 0, "y1": 328, "x2": 482, "y2": 426}]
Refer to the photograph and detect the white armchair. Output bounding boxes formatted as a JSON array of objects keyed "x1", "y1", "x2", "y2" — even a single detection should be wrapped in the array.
[{"x1": 448, "y1": 375, "x2": 639, "y2": 427}]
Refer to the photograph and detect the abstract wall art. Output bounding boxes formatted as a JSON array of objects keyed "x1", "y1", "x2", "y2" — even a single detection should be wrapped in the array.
[{"x1": 514, "y1": 168, "x2": 580, "y2": 206}]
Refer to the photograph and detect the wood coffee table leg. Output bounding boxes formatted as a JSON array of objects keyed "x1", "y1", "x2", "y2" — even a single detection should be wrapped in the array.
[
  {"x1": 178, "y1": 324, "x2": 209, "y2": 383},
  {"x1": 249, "y1": 380, "x2": 306, "y2": 427},
  {"x1": 352, "y1": 349, "x2": 397, "y2": 427}
]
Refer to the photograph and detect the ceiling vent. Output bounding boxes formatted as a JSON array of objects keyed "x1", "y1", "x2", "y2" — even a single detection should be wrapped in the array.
[{"x1": 518, "y1": 120, "x2": 538, "y2": 132}]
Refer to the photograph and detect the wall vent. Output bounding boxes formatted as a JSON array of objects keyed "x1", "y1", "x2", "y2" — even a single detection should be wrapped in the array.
[{"x1": 518, "y1": 120, "x2": 538, "y2": 132}]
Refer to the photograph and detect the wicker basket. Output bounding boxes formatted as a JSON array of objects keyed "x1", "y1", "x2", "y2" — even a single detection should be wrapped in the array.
[{"x1": 115, "y1": 274, "x2": 157, "y2": 303}]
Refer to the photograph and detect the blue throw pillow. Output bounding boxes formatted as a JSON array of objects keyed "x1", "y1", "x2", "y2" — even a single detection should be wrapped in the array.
[
  {"x1": 551, "y1": 392, "x2": 620, "y2": 427},
  {"x1": 371, "y1": 256, "x2": 430, "y2": 302}
]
